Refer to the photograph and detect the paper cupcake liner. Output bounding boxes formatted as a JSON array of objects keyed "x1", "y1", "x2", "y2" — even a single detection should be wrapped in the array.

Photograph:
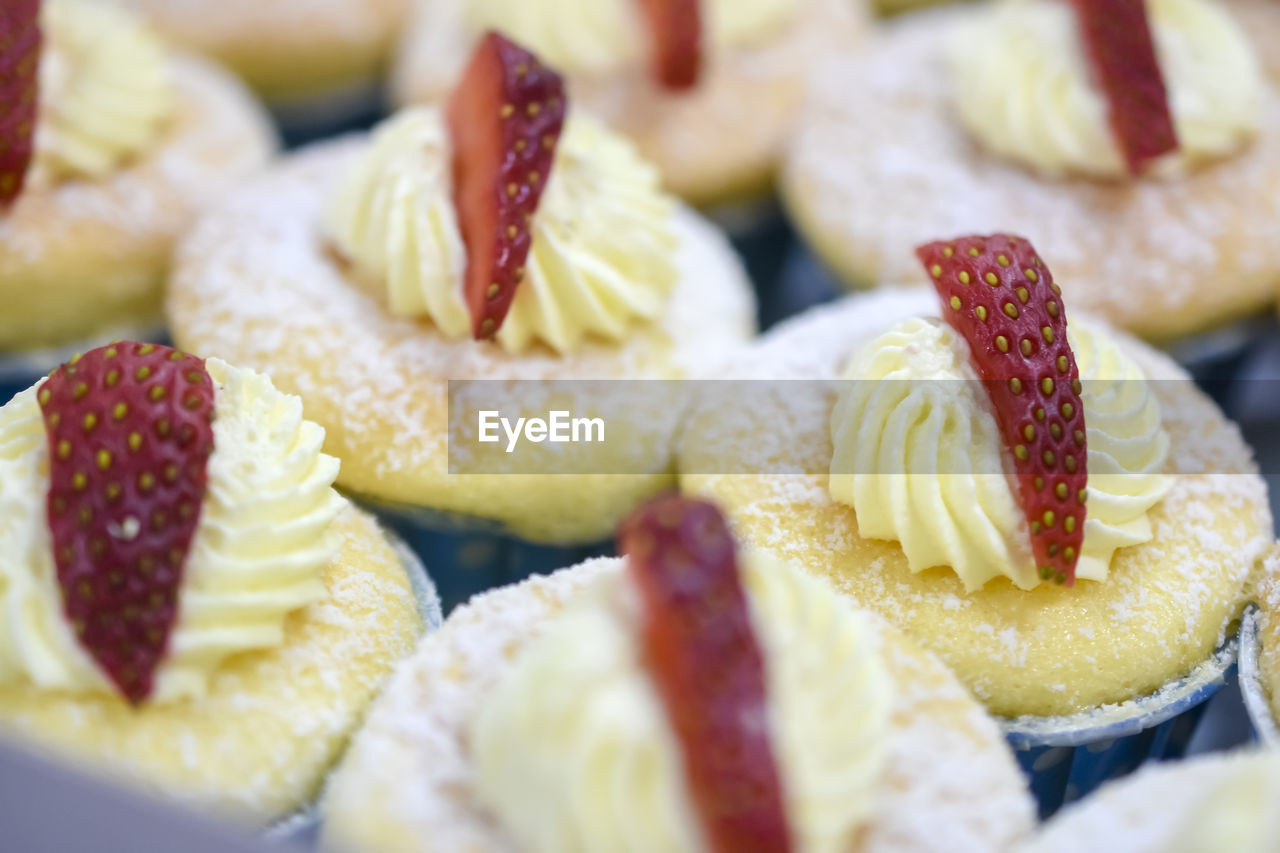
[
  {"x1": 345, "y1": 493, "x2": 613, "y2": 615},
  {"x1": 264, "y1": 526, "x2": 441, "y2": 847},
  {"x1": 387, "y1": 526, "x2": 445, "y2": 632},
  {"x1": 0, "y1": 325, "x2": 170, "y2": 406},
  {"x1": 1239, "y1": 605, "x2": 1278, "y2": 745},
  {"x1": 1001, "y1": 635, "x2": 1238, "y2": 818}
]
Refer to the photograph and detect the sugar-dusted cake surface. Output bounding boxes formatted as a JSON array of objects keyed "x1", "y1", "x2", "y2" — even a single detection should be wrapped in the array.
[
  {"x1": 782, "y1": 7, "x2": 1280, "y2": 340},
  {"x1": 167, "y1": 138, "x2": 756, "y2": 543},
  {"x1": 0, "y1": 56, "x2": 275, "y2": 351},
  {"x1": 1028, "y1": 749, "x2": 1280, "y2": 852},
  {"x1": 0, "y1": 505, "x2": 422, "y2": 826},
  {"x1": 321, "y1": 555, "x2": 1035, "y2": 853},
  {"x1": 680, "y1": 290, "x2": 1272, "y2": 717}
]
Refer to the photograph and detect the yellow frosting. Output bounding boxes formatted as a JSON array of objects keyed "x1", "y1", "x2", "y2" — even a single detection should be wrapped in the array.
[
  {"x1": 948, "y1": 0, "x2": 1262, "y2": 179},
  {"x1": 829, "y1": 318, "x2": 1170, "y2": 591},
  {"x1": 471, "y1": 574, "x2": 703, "y2": 852},
  {"x1": 0, "y1": 359, "x2": 343, "y2": 703},
  {"x1": 460, "y1": 0, "x2": 797, "y2": 77},
  {"x1": 31, "y1": 0, "x2": 172, "y2": 187},
  {"x1": 471, "y1": 552, "x2": 892, "y2": 852},
  {"x1": 327, "y1": 108, "x2": 679, "y2": 354},
  {"x1": 1167, "y1": 763, "x2": 1280, "y2": 853}
]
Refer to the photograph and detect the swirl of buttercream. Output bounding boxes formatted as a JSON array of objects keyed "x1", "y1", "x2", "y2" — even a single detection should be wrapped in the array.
[
  {"x1": 0, "y1": 359, "x2": 342, "y2": 702},
  {"x1": 829, "y1": 317, "x2": 1170, "y2": 591},
  {"x1": 1165, "y1": 758, "x2": 1280, "y2": 853},
  {"x1": 31, "y1": 0, "x2": 172, "y2": 187},
  {"x1": 947, "y1": 0, "x2": 1262, "y2": 179},
  {"x1": 327, "y1": 108, "x2": 679, "y2": 354},
  {"x1": 470, "y1": 551, "x2": 892, "y2": 853},
  {"x1": 460, "y1": 0, "x2": 797, "y2": 77}
]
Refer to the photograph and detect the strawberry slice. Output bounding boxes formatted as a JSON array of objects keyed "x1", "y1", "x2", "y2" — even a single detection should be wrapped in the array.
[
  {"x1": 916, "y1": 235, "x2": 1088, "y2": 586},
  {"x1": 635, "y1": 0, "x2": 702, "y2": 91},
  {"x1": 0, "y1": 0, "x2": 41, "y2": 206},
  {"x1": 1070, "y1": 0, "x2": 1178, "y2": 175},
  {"x1": 619, "y1": 496, "x2": 792, "y2": 853},
  {"x1": 447, "y1": 32, "x2": 566, "y2": 341},
  {"x1": 37, "y1": 343, "x2": 216, "y2": 703}
]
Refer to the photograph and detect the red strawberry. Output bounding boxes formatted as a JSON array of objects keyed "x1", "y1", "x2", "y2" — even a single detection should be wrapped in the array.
[
  {"x1": 0, "y1": 0, "x2": 41, "y2": 206},
  {"x1": 1070, "y1": 0, "x2": 1178, "y2": 175},
  {"x1": 37, "y1": 343, "x2": 216, "y2": 703},
  {"x1": 447, "y1": 32, "x2": 566, "y2": 341},
  {"x1": 619, "y1": 496, "x2": 792, "y2": 853},
  {"x1": 916, "y1": 235, "x2": 1087, "y2": 586},
  {"x1": 635, "y1": 0, "x2": 702, "y2": 91}
]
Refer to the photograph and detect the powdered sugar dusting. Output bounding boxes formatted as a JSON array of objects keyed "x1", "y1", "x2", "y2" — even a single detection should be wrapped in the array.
[
  {"x1": 680, "y1": 289, "x2": 1273, "y2": 717},
  {"x1": 0, "y1": 55, "x2": 274, "y2": 349},
  {"x1": 782, "y1": 7, "x2": 1280, "y2": 339},
  {"x1": 0, "y1": 56, "x2": 273, "y2": 268},
  {"x1": 1028, "y1": 749, "x2": 1280, "y2": 852},
  {"x1": 321, "y1": 557, "x2": 1033, "y2": 853}
]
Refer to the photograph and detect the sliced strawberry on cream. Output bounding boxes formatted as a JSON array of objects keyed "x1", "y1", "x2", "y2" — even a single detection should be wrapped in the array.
[
  {"x1": 917, "y1": 235, "x2": 1087, "y2": 586},
  {"x1": 470, "y1": 498, "x2": 895, "y2": 851},
  {"x1": 619, "y1": 496, "x2": 793, "y2": 852},
  {"x1": 447, "y1": 31, "x2": 566, "y2": 341},
  {"x1": 37, "y1": 343, "x2": 214, "y2": 702},
  {"x1": 635, "y1": 0, "x2": 703, "y2": 91},
  {"x1": 0, "y1": 345, "x2": 343, "y2": 704},
  {"x1": 0, "y1": 0, "x2": 41, "y2": 205},
  {"x1": 1070, "y1": 0, "x2": 1178, "y2": 175}
]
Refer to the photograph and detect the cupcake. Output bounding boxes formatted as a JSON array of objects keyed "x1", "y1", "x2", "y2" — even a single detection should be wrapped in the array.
[
  {"x1": 1028, "y1": 749, "x2": 1280, "y2": 852},
  {"x1": 390, "y1": 0, "x2": 865, "y2": 208},
  {"x1": 166, "y1": 34, "x2": 755, "y2": 606},
  {"x1": 782, "y1": 0, "x2": 1280, "y2": 342},
  {"x1": 679, "y1": 234, "x2": 1273, "y2": 813},
  {"x1": 109, "y1": 0, "x2": 406, "y2": 133},
  {"x1": 0, "y1": 0, "x2": 275, "y2": 398},
  {"x1": 1239, "y1": 545, "x2": 1280, "y2": 742},
  {"x1": 321, "y1": 495, "x2": 1035, "y2": 853},
  {"x1": 0, "y1": 342, "x2": 433, "y2": 825}
]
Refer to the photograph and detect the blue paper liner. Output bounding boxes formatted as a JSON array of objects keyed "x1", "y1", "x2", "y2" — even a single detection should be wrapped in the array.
[
  {"x1": 272, "y1": 78, "x2": 387, "y2": 149},
  {"x1": 346, "y1": 493, "x2": 613, "y2": 615},
  {"x1": 1239, "y1": 605, "x2": 1278, "y2": 745},
  {"x1": 264, "y1": 526, "x2": 441, "y2": 846},
  {"x1": 1001, "y1": 635, "x2": 1237, "y2": 819},
  {"x1": 0, "y1": 346, "x2": 66, "y2": 407},
  {"x1": 704, "y1": 198, "x2": 837, "y2": 332}
]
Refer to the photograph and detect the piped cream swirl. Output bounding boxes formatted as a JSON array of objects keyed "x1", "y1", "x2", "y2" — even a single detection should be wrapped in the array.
[
  {"x1": 327, "y1": 108, "x2": 679, "y2": 354},
  {"x1": 1166, "y1": 758, "x2": 1280, "y2": 853},
  {"x1": 0, "y1": 360, "x2": 342, "y2": 702},
  {"x1": 948, "y1": 0, "x2": 1262, "y2": 179},
  {"x1": 829, "y1": 318, "x2": 1170, "y2": 591},
  {"x1": 461, "y1": 0, "x2": 797, "y2": 77},
  {"x1": 31, "y1": 0, "x2": 172, "y2": 187},
  {"x1": 471, "y1": 552, "x2": 892, "y2": 853}
]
